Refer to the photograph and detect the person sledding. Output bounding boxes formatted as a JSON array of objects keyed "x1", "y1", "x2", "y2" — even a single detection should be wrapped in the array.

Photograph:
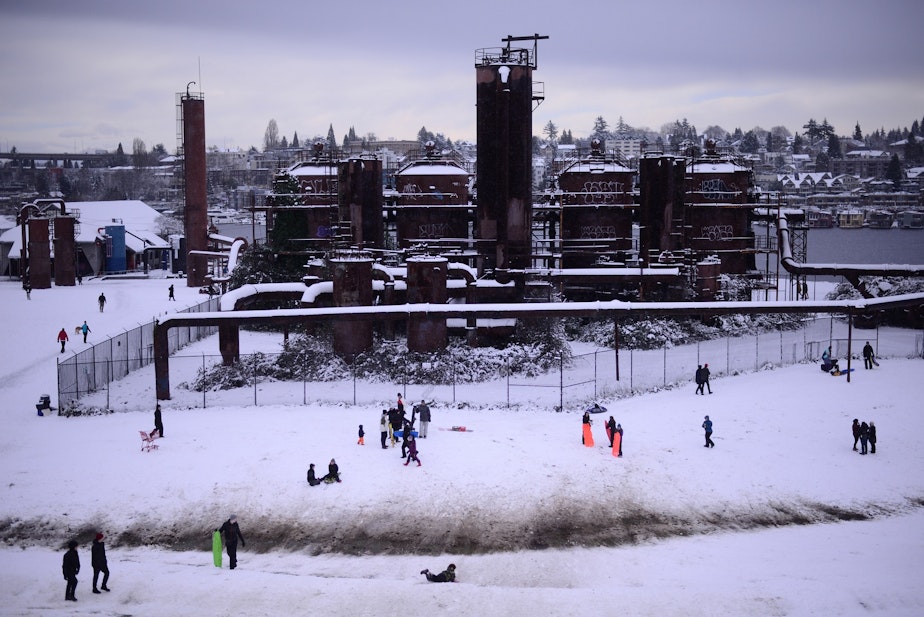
[
  {"x1": 820, "y1": 346, "x2": 835, "y2": 372},
  {"x1": 404, "y1": 434, "x2": 421, "y2": 467},
  {"x1": 322, "y1": 458, "x2": 342, "y2": 483},
  {"x1": 420, "y1": 563, "x2": 456, "y2": 583}
]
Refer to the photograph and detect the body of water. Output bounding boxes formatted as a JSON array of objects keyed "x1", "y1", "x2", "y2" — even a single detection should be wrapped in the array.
[{"x1": 806, "y1": 227, "x2": 924, "y2": 265}]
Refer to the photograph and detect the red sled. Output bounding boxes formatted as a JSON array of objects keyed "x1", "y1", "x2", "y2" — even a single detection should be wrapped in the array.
[
  {"x1": 582, "y1": 423, "x2": 594, "y2": 447},
  {"x1": 611, "y1": 432, "x2": 622, "y2": 458}
]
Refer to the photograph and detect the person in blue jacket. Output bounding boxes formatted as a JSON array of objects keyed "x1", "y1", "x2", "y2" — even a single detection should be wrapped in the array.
[{"x1": 702, "y1": 415, "x2": 715, "y2": 448}]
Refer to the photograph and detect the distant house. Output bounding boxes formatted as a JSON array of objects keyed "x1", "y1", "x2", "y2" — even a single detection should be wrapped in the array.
[{"x1": 0, "y1": 199, "x2": 170, "y2": 278}]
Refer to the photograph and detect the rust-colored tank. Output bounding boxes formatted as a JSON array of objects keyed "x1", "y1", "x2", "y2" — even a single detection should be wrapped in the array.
[
  {"x1": 556, "y1": 140, "x2": 635, "y2": 268},
  {"x1": 285, "y1": 159, "x2": 339, "y2": 246},
  {"x1": 338, "y1": 157, "x2": 384, "y2": 249},
  {"x1": 395, "y1": 155, "x2": 470, "y2": 249},
  {"x1": 330, "y1": 257, "x2": 373, "y2": 356},
  {"x1": 475, "y1": 41, "x2": 541, "y2": 272},
  {"x1": 27, "y1": 218, "x2": 52, "y2": 289},
  {"x1": 685, "y1": 148, "x2": 756, "y2": 274},
  {"x1": 52, "y1": 215, "x2": 76, "y2": 286},
  {"x1": 406, "y1": 256, "x2": 448, "y2": 352},
  {"x1": 638, "y1": 154, "x2": 686, "y2": 265},
  {"x1": 182, "y1": 94, "x2": 209, "y2": 287}
]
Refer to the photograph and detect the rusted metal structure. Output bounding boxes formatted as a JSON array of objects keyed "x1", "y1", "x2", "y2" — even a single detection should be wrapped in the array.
[
  {"x1": 52, "y1": 215, "x2": 76, "y2": 286},
  {"x1": 271, "y1": 144, "x2": 339, "y2": 252},
  {"x1": 406, "y1": 256, "x2": 449, "y2": 352},
  {"x1": 330, "y1": 256, "x2": 374, "y2": 356},
  {"x1": 684, "y1": 141, "x2": 757, "y2": 274},
  {"x1": 26, "y1": 218, "x2": 52, "y2": 289},
  {"x1": 180, "y1": 89, "x2": 209, "y2": 287},
  {"x1": 339, "y1": 156, "x2": 384, "y2": 250},
  {"x1": 475, "y1": 34, "x2": 547, "y2": 274},
  {"x1": 638, "y1": 154, "x2": 686, "y2": 265},
  {"x1": 556, "y1": 139, "x2": 635, "y2": 268},
  {"x1": 394, "y1": 142, "x2": 471, "y2": 250}
]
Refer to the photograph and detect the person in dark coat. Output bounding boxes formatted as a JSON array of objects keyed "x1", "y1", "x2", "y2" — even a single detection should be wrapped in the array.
[
  {"x1": 615, "y1": 423, "x2": 624, "y2": 457},
  {"x1": 694, "y1": 365, "x2": 705, "y2": 395},
  {"x1": 396, "y1": 393, "x2": 404, "y2": 415},
  {"x1": 421, "y1": 563, "x2": 456, "y2": 583},
  {"x1": 606, "y1": 416, "x2": 617, "y2": 447},
  {"x1": 380, "y1": 410, "x2": 389, "y2": 449},
  {"x1": 62, "y1": 540, "x2": 80, "y2": 601},
  {"x1": 416, "y1": 400, "x2": 432, "y2": 438},
  {"x1": 404, "y1": 434, "x2": 421, "y2": 466},
  {"x1": 91, "y1": 532, "x2": 110, "y2": 593},
  {"x1": 400, "y1": 421, "x2": 412, "y2": 457},
  {"x1": 357, "y1": 424, "x2": 365, "y2": 445},
  {"x1": 862, "y1": 342, "x2": 875, "y2": 369},
  {"x1": 24, "y1": 281, "x2": 31, "y2": 299},
  {"x1": 217, "y1": 515, "x2": 245, "y2": 569},
  {"x1": 57, "y1": 327, "x2": 69, "y2": 353},
  {"x1": 581, "y1": 411, "x2": 592, "y2": 444},
  {"x1": 388, "y1": 408, "x2": 402, "y2": 447},
  {"x1": 307, "y1": 463, "x2": 321, "y2": 486},
  {"x1": 702, "y1": 363, "x2": 713, "y2": 394},
  {"x1": 858, "y1": 422, "x2": 869, "y2": 455},
  {"x1": 852, "y1": 419, "x2": 861, "y2": 451},
  {"x1": 153, "y1": 404, "x2": 164, "y2": 438},
  {"x1": 869, "y1": 421, "x2": 877, "y2": 454},
  {"x1": 168, "y1": 284, "x2": 176, "y2": 301},
  {"x1": 322, "y1": 458, "x2": 341, "y2": 483},
  {"x1": 98, "y1": 292, "x2": 106, "y2": 312},
  {"x1": 702, "y1": 415, "x2": 715, "y2": 448}
]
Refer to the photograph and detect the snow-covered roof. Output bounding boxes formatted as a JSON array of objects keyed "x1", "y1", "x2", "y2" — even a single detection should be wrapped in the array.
[{"x1": 395, "y1": 162, "x2": 469, "y2": 177}]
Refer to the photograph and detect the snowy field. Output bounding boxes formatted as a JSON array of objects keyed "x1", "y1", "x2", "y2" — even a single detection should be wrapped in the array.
[{"x1": 0, "y1": 277, "x2": 922, "y2": 616}]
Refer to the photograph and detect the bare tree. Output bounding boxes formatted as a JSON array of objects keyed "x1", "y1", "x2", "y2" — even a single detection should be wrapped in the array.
[
  {"x1": 264, "y1": 119, "x2": 280, "y2": 152},
  {"x1": 132, "y1": 137, "x2": 148, "y2": 169}
]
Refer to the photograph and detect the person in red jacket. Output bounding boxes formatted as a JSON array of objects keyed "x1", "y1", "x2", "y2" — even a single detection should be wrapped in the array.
[{"x1": 57, "y1": 327, "x2": 69, "y2": 353}]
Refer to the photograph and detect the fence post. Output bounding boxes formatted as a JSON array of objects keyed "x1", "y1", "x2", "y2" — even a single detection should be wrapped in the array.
[
  {"x1": 780, "y1": 329, "x2": 784, "y2": 367},
  {"x1": 630, "y1": 348, "x2": 633, "y2": 392},
  {"x1": 663, "y1": 346, "x2": 667, "y2": 387},
  {"x1": 106, "y1": 358, "x2": 111, "y2": 410},
  {"x1": 202, "y1": 354, "x2": 206, "y2": 409},
  {"x1": 253, "y1": 356, "x2": 258, "y2": 406},
  {"x1": 506, "y1": 357, "x2": 510, "y2": 409},
  {"x1": 593, "y1": 350, "x2": 598, "y2": 401},
  {"x1": 726, "y1": 336, "x2": 730, "y2": 375},
  {"x1": 559, "y1": 352, "x2": 564, "y2": 413},
  {"x1": 755, "y1": 333, "x2": 759, "y2": 371}
]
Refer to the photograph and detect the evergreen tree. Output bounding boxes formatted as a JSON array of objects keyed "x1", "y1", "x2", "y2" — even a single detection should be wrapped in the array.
[
  {"x1": 904, "y1": 134, "x2": 924, "y2": 166},
  {"x1": 292, "y1": 132, "x2": 300, "y2": 148},
  {"x1": 827, "y1": 133, "x2": 842, "y2": 158},
  {"x1": 766, "y1": 132, "x2": 773, "y2": 152},
  {"x1": 885, "y1": 154, "x2": 902, "y2": 188},
  {"x1": 591, "y1": 116, "x2": 609, "y2": 140},
  {"x1": 280, "y1": 135, "x2": 288, "y2": 149},
  {"x1": 740, "y1": 130, "x2": 760, "y2": 153},
  {"x1": 543, "y1": 120, "x2": 558, "y2": 143},
  {"x1": 326, "y1": 124, "x2": 337, "y2": 150},
  {"x1": 819, "y1": 118, "x2": 834, "y2": 139},
  {"x1": 802, "y1": 119, "x2": 820, "y2": 144},
  {"x1": 815, "y1": 151, "x2": 830, "y2": 172},
  {"x1": 911, "y1": 120, "x2": 920, "y2": 136},
  {"x1": 853, "y1": 122, "x2": 863, "y2": 141}
]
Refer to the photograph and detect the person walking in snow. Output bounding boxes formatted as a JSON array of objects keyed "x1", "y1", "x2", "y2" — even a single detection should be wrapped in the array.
[
  {"x1": 62, "y1": 539, "x2": 80, "y2": 601},
  {"x1": 420, "y1": 563, "x2": 456, "y2": 583},
  {"x1": 217, "y1": 515, "x2": 245, "y2": 569},
  {"x1": 400, "y1": 421, "x2": 412, "y2": 458},
  {"x1": 91, "y1": 532, "x2": 110, "y2": 594},
  {"x1": 862, "y1": 342, "x2": 875, "y2": 369},
  {"x1": 416, "y1": 400, "x2": 431, "y2": 438},
  {"x1": 98, "y1": 292, "x2": 106, "y2": 312},
  {"x1": 606, "y1": 416, "x2": 617, "y2": 447},
  {"x1": 357, "y1": 424, "x2": 365, "y2": 445},
  {"x1": 307, "y1": 463, "x2": 321, "y2": 486},
  {"x1": 153, "y1": 404, "x2": 164, "y2": 438},
  {"x1": 57, "y1": 327, "x2": 69, "y2": 353},
  {"x1": 80, "y1": 320, "x2": 91, "y2": 343},
  {"x1": 404, "y1": 434, "x2": 421, "y2": 466},
  {"x1": 380, "y1": 410, "x2": 389, "y2": 449},
  {"x1": 389, "y1": 407, "x2": 403, "y2": 447},
  {"x1": 858, "y1": 421, "x2": 869, "y2": 455},
  {"x1": 868, "y1": 421, "x2": 877, "y2": 454},
  {"x1": 702, "y1": 415, "x2": 715, "y2": 448},
  {"x1": 396, "y1": 392, "x2": 405, "y2": 415},
  {"x1": 702, "y1": 363, "x2": 713, "y2": 394},
  {"x1": 694, "y1": 365, "x2": 705, "y2": 395},
  {"x1": 168, "y1": 284, "x2": 175, "y2": 301},
  {"x1": 24, "y1": 280, "x2": 31, "y2": 300},
  {"x1": 852, "y1": 419, "x2": 861, "y2": 451},
  {"x1": 582, "y1": 411, "x2": 592, "y2": 444}
]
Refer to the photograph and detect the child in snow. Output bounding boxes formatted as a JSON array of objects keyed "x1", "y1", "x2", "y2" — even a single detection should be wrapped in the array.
[
  {"x1": 421, "y1": 563, "x2": 456, "y2": 583},
  {"x1": 702, "y1": 415, "x2": 714, "y2": 448},
  {"x1": 307, "y1": 463, "x2": 321, "y2": 486},
  {"x1": 404, "y1": 434, "x2": 421, "y2": 466},
  {"x1": 357, "y1": 424, "x2": 365, "y2": 445},
  {"x1": 322, "y1": 458, "x2": 341, "y2": 483}
]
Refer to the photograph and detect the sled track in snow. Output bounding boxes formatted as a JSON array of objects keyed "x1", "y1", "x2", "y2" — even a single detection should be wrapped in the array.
[{"x1": 3, "y1": 497, "x2": 922, "y2": 555}]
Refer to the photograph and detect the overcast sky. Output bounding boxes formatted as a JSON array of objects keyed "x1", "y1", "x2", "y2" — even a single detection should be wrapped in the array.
[{"x1": 1, "y1": 0, "x2": 922, "y2": 154}]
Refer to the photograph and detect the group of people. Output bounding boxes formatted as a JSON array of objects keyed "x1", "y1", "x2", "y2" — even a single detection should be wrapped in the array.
[
  {"x1": 820, "y1": 342, "x2": 878, "y2": 375},
  {"x1": 307, "y1": 459, "x2": 342, "y2": 485},
  {"x1": 851, "y1": 418, "x2": 877, "y2": 455},
  {"x1": 61, "y1": 532, "x2": 110, "y2": 602},
  {"x1": 694, "y1": 364, "x2": 712, "y2": 395},
  {"x1": 56, "y1": 321, "x2": 93, "y2": 353}
]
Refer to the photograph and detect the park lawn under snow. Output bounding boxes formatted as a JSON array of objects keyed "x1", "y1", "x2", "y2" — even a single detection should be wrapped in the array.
[{"x1": 0, "y1": 277, "x2": 922, "y2": 616}]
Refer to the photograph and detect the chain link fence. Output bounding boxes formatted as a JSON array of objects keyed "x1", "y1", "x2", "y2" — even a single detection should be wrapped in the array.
[
  {"x1": 56, "y1": 297, "x2": 220, "y2": 409},
  {"x1": 83, "y1": 316, "x2": 922, "y2": 413}
]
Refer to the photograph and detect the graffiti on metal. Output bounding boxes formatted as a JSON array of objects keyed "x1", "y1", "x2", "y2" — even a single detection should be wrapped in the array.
[
  {"x1": 699, "y1": 179, "x2": 736, "y2": 201},
  {"x1": 701, "y1": 224, "x2": 734, "y2": 241},
  {"x1": 580, "y1": 225, "x2": 617, "y2": 239},
  {"x1": 418, "y1": 222, "x2": 452, "y2": 238}
]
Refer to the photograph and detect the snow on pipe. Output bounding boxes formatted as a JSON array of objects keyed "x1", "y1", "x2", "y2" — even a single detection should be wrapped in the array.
[{"x1": 777, "y1": 213, "x2": 924, "y2": 277}]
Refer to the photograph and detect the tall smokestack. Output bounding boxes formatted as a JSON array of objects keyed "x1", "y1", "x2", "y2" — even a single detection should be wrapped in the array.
[{"x1": 181, "y1": 88, "x2": 208, "y2": 287}]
